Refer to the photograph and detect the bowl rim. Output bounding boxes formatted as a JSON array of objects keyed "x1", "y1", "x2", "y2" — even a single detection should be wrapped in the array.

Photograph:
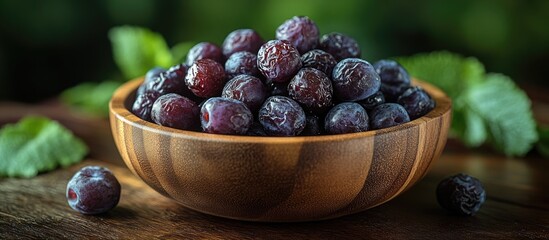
[{"x1": 109, "y1": 77, "x2": 451, "y2": 144}]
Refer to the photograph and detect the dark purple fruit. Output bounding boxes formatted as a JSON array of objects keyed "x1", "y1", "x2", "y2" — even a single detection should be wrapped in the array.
[
  {"x1": 66, "y1": 166, "x2": 121, "y2": 215},
  {"x1": 380, "y1": 83, "x2": 410, "y2": 102},
  {"x1": 324, "y1": 102, "x2": 369, "y2": 134},
  {"x1": 222, "y1": 75, "x2": 268, "y2": 112},
  {"x1": 275, "y1": 16, "x2": 319, "y2": 54},
  {"x1": 332, "y1": 58, "x2": 380, "y2": 101},
  {"x1": 301, "y1": 114, "x2": 323, "y2": 136},
  {"x1": 300, "y1": 49, "x2": 337, "y2": 76},
  {"x1": 374, "y1": 60, "x2": 411, "y2": 85},
  {"x1": 151, "y1": 93, "x2": 200, "y2": 130},
  {"x1": 144, "y1": 64, "x2": 190, "y2": 96},
  {"x1": 200, "y1": 97, "x2": 253, "y2": 135},
  {"x1": 224, "y1": 51, "x2": 261, "y2": 79},
  {"x1": 436, "y1": 173, "x2": 486, "y2": 216},
  {"x1": 288, "y1": 68, "x2": 333, "y2": 113},
  {"x1": 397, "y1": 86, "x2": 435, "y2": 120},
  {"x1": 369, "y1": 103, "x2": 410, "y2": 129},
  {"x1": 186, "y1": 42, "x2": 224, "y2": 65},
  {"x1": 357, "y1": 91, "x2": 385, "y2": 110},
  {"x1": 268, "y1": 81, "x2": 290, "y2": 97},
  {"x1": 257, "y1": 40, "x2": 302, "y2": 83},
  {"x1": 222, "y1": 29, "x2": 264, "y2": 58},
  {"x1": 185, "y1": 59, "x2": 227, "y2": 98},
  {"x1": 319, "y1": 32, "x2": 360, "y2": 61},
  {"x1": 258, "y1": 96, "x2": 306, "y2": 136},
  {"x1": 132, "y1": 91, "x2": 161, "y2": 121}
]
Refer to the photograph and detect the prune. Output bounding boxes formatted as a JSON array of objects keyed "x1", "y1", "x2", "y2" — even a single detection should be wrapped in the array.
[
  {"x1": 436, "y1": 173, "x2": 486, "y2": 216},
  {"x1": 374, "y1": 60, "x2": 411, "y2": 85},
  {"x1": 222, "y1": 29, "x2": 264, "y2": 58},
  {"x1": 276, "y1": 16, "x2": 319, "y2": 54},
  {"x1": 397, "y1": 86, "x2": 435, "y2": 120},
  {"x1": 332, "y1": 58, "x2": 380, "y2": 101},
  {"x1": 144, "y1": 64, "x2": 190, "y2": 96},
  {"x1": 319, "y1": 32, "x2": 360, "y2": 61},
  {"x1": 258, "y1": 96, "x2": 306, "y2": 136},
  {"x1": 300, "y1": 49, "x2": 337, "y2": 76},
  {"x1": 357, "y1": 91, "x2": 385, "y2": 110},
  {"x1": 288, "y1": 68, "x2": 333, "y2": 113},
  {"x1": 324, "y1": 102, "x2": 369, "y2": 134},
  {"x1": 138, "y1": 67, "x2": 166, "y2": 96},
  {"x1": 301, "y1": 114, "x2": 323, "y2": 136},
  {"x1": 380, "y1": 83, "x2": 410, "y2": 102},
  {"x1": 186, "y1": 42, "x2": 224, "y2": 65},
  {"x1": 200, "y1": 97, "x2": 253, "y2": 135},
  {"x1": 224, "y1": 51, "x2": 261, "y2": 79},
  {"x1": 185, "y1": 59, "x2": 227, "y2": 98},
  {"x1": 66, "y1": 166, "x2": 121, "y2": 215},
  {"x1": 151, "y1": 93, "x2": 200, "y2": 130},
  {"x1": 257, "y1": 40, "x2": 302, "y2": 83},
  {"x1": 222, "y1": 74, "x2": 268, "y2": 112},
  {"x1": 369, "y1": 103, "x2": 410, "y2": 129},
  {"x1": 132, "y1": 91, "x2": 161, "y2": 121}
]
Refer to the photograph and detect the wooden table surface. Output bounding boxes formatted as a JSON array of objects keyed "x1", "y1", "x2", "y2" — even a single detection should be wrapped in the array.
[{"x1": 0, "y1": 101, "x2": 548, "y2": 239}]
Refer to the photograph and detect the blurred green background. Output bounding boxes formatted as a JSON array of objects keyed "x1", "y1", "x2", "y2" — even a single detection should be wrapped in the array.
[{"x1": 0, "y1": 0, "x2": 548, "y2": 102}]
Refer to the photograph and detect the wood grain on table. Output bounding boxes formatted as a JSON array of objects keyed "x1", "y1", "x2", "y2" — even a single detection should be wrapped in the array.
[{"x1": 0, "y1": 101, "x2": 548, "y2": 239}]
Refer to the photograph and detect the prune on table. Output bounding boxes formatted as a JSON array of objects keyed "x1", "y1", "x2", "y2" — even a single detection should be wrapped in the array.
[
  {"x1": 319, "y1": 32, "x2": 361, "y2": 61},
  {"x1": 397, "y1": 86, "x2": 435, "y2": 119},
  {"x1": 436, "y1": 173, "x2": 486, "y2": 216},
  {"x1": 300, "y1": 49, "x2": 337, "y2": 76},
  {"x1": 186, "y1": 42, "x2": 224, "y2": 65},
  {"x1": 257, "y1": 40, "x2": 302, "y2": 83},
  {"x1": 332, "y1": 58, "x2": 380, "y2": 101},
  {"x1": 185, "y1": 59, "x2": 227, "y2": 98},
  {"x1": 288, "y1": 68, "x2": 333, "y2": 113},
  {"x1": 301, "y1": 114, "x2": 324, "y2": 136},
  {"x1": 369, "y1": 103, "x2": 410, "y2": 129},
  {"x1": 151, "y1": 93, "x2": 200, "y2": 130},
  {"x1": 324, "y1": 102, "x2": 369, "y2": 134},
  {"x1": 258, "y1": 96, "x2": 306, "y2": 136},
  {"x1": 276, "y1": 16, "x2": 319, "y2": 54},
  {"x1": 200, "y1": 97, "x2": 253, "y2": 135},
  {"x1": 222, "y1": 74, "x2": 268, "y2": 112},
  {"x1": 224, "y1": 51, "x2": 261, "y2": 79},
  {"x1": 357, "y1": 91, "x2": 385, "y2": 110},
  {"x1": 66, "y1": 166, "x2": 121, "y2": 215},
  {"x1": 374, "y1": 60, "x2": 411, "y2": 86},
  {"x1": 222, "y1": 29, "x2": 264, "y2": 58},
  {"x1": 132, "y1": 91, "x2": 161, "y2": 121}
]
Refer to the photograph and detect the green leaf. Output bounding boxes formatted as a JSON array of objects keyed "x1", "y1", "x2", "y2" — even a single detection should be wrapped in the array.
[
  {"x1": 397, "y1": 51, "x2": 485, "y2": 99},
  {"x1": 61, "y1": 81, "x2": 121, "y2": 118},
  {"x1": 462, "y1": 74, "x2": 538, "y2": 156},
  {"x1": 170, "y1": 41, "x2": 196, "y2": 64},
  {"x1": 0, "y1": 116, "x2": 88, "y2": 178},
  {"x1": 536, "y1": 125, "x2": 549, "y2": 158},
  {"x1": 109, "y1": 26, "x2": 174, "y2": 79}
]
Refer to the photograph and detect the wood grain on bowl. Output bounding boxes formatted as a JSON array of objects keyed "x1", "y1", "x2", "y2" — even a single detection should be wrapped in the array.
[{"x1": 109, "y1": 78, "x2": 451, "y2": 222}]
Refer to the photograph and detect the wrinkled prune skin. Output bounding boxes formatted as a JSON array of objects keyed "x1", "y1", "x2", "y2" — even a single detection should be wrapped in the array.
[
  {"x1": 288, "y1": 68, "x2": 333, "y2": 113},
  {"x1": 222, "y1": 29, "x2": 264, "y2": 58},
  {"x1": 374, "y1": 60, "x2": 411, "y2": 86},
  {"x1": 224, "y1": 51, "x2": 261, "y2": 79},
  {"x1": 200, "y1": 97, "x2": 253, "y2": 135},
  {"x1": 185, "y1": 59, "x2": 227, "y2": 98},
  {"x1": 397, "y1": 86, "x2": 436, "y2": 120},
  {"x1": 332, "y1": 58, "x2": 380, "y2": 101},
  {"x1": 151, "y1": 93, "x2": 200, "y2": 130},
  {"x1": 319, "y1": 32, "x2": 361, "y2": 61},
  {"x1": 132, "y1": 91, "x2": 161, "y2": 121},
  {"x1": 436, "y1": 173, "x2": 486, "y2": 216},
  {"x1": 300, "y1": 49, "x2": 337, "y2": 76},
  {"x1": 258, "y1": 96, "x2": 306, "y2": 136},
  {"x1": 276, "y1": 16, "x2": 319, "y2": 54},
  {"x1": 257, "y1": 40, "x2": 302, "y2": 83},
  {"x1": 324, "y1": 102, "x2": 369, "y2": 134},
  {"x1": 222, "y1": 74, "x2": 268, "y2": 113}
]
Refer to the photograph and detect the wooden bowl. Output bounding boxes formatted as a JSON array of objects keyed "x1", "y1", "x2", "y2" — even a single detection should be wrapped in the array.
[{"x1": 109, "y1": 78, "x2": 451, "y2": 222}]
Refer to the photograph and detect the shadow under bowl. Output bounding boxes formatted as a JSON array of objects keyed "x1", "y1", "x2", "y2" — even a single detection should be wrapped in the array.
[{"x1": 109, "y1": 78, "x2": 451, "y2": 222}]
